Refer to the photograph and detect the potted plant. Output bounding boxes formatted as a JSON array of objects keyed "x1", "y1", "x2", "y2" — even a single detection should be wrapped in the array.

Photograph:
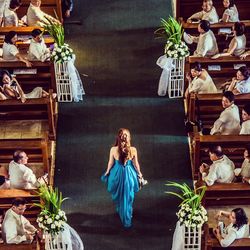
[
  {"x1": 155, "y1": 17, "x2": 189, "y2": 98},
  {"x1": 166, "y1": 181, "x2": 207, "y2": 250}
]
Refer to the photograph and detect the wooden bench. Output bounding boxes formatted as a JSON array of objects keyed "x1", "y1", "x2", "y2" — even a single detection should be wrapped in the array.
[
  {"x1": 187, "y1": 93, "x2": 250, "y2": 127},
  {"x1": 186, "y1": 56, "x2": 250, "y2": 91},
  {"x1": 190, "y1": 133, "x2": 250, "y2": 179},
  {"x1": 203, "y1": 223, "x2": 250, "y2": 250},
  {"x1": 0, "y1": 95, "x2": 57, "y2": 140},
  {"x1": 0, "y1": 243, "x2": 38, "y2": 250},
  {"x1": 0, "y1": 61, "x2": 56, "y2": 93},
  {"x1": 16, "y1": 0, "x2": 62, "y2": 22}
]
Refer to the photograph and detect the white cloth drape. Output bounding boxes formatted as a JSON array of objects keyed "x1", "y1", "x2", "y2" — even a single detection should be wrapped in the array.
[
  {"x1": 68, "y1": 56, "x2": 85, "y2": 102},
  {"x1": 156, "y1": 55, "x2": 174, "y2": 96},
  {"x1": 171, "y1": 221, "x2": 185, "y2": 250}
]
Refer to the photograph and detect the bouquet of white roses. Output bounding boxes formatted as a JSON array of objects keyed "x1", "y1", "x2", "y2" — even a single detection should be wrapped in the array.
[
  {"x1": 164, "y1": 41, "x2": 189, "y2": 59},
  {"x1": 37, "y1": 209, "x2": 67, "y2": 235},
  {"x1": 177, "y1": 203, "x2": 208, "y2": 228},
  {"x1": 51, "y1": 43, "x2": 74, "y2": 63}
]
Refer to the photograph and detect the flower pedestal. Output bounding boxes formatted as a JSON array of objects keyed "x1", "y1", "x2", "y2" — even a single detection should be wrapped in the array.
[
  {"x1": 168, "y1": 58, "x2": 185, "y2": 98},
  {"x1": 44, "y1": 232, "x2": 68, "y2": 250},
  {"x1": 184, "y1": 226, "x2": 202, "y2": 250},
  {"x1": 54, "y1": 61, "x2": 73, "y2": 102}
]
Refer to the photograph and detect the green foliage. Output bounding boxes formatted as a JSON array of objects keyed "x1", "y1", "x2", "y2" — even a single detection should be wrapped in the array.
[
  {"x1": 40, "y1": 17, "x2": 64, "y2": 46},
  {"x1": 34, "y1": 185, "x2": 68, "y2": 215},
  {"x1": 155, "y1": 16, "x2": 184, "y2": 45},
  {"x1": 165, "y1": 181, "x2": 206, "y2": 212}
]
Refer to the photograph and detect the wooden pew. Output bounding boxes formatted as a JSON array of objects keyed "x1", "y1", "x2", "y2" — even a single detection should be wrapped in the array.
[
  {"x1": 0, "y1": 61, "x2": 56, "y2": 92},
  {"x1": 0, "y1": 95, "x2": 57, "y2": 140},
  {"x1": 187, "y1": 93, "x2": 250, "y2": 127},
  {"x1": 186, "y1": 56, "x2": 250, "y2": 90},
  {"x1": 16, "y1": 0, "x2": 62, "y2": 22},
  {"x1": 190, "y1": 134, "x2": 250, "y2": 179},
  {"x1": 0, "y1": 137, "x2": 50, "y2": 175}
]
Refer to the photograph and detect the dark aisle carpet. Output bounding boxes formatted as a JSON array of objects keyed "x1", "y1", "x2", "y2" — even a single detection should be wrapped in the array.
[
  {"x1": 55, "y1": 97, "x2": 191, "y2": 250},
  {"x1": 55, "y1": 0, "x2": 192, "y2": 249}
]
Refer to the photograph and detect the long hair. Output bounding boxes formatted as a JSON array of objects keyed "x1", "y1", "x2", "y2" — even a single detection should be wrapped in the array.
[
  {"x1": 232, "y1": 208, "x2": 248, "y2": 230},
  {"x1": 115, "y1": 128, "x2": 132, "y2": 164}
]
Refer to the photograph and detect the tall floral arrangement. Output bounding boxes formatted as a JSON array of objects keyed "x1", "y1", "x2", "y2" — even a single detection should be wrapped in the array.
[
  {"x1": 155, "y1": 17, "x2": 189, "y2": 59},
  {"x1": 40, "y1": 17, "x2": 73, "y2": 63},
  {"x1": 34, "y1": 185, "x2": 68, "y2": 235},
  {"x1": 166, "y1": 182, "x2": 207, "y2": 228}
]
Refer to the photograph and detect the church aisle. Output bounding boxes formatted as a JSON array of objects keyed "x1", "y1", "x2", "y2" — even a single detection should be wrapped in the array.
[{"x1": 55, "y1": 96, "x2": 191, "y2": 250}]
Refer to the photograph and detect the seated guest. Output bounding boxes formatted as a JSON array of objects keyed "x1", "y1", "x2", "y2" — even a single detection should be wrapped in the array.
[
  {"x1": 1, "y1": 69, "x2": 52, "y2": 103},
  {"x1": 189, "y1": 20, "x2": 218, "y2": 57},
  {"x1": 62, "y1": 0, "x2": 73, "y2": 18},
  {"x1": 0, "y1": 165, "x2": 10, "y2": 189},
  {"x1": 2, "y1": 198, "x2": 37, "y2": 244},
  {"x1": 210, "y1": 91, "x2": 241, "y2": 135},
  {"x1": 220, "y1": 0, "x2": 239, "y2": 22},
  {"x1": 213, "y1": 208, "x2": 249, "y2": 247},
  {"x1": 27, "y1": 0, "x2": 60, "y2": 26},
  {"x1": 3, "y1": 0, "x2": 21, "y2": 27},
  {"x1": 185, "y1": 62, "x2": 217, "y2": 97},
  {"x1": 199, "y1": 146, "x2": 235, "y2": 186},
  {"x1": 2, "y1": 31, "x2": 32, "y2": 67},
  {"x1": 234, "y1": 146, "x2": 250, "y2": 180},
  {"x1": 240, "y1": 104, "x2": 250, "y2": 134},
  {"x1": 0, "y1": 209, "x2": 3, "y2": 244},
  {"x1": 0, "y1": 0, "x2": 10, "y2": 25},
  {"x1": 212, "y1": 22, "x2": 246, "y2": 59},
  {"x1": 9, "y1": 150, "x2": 39, "y2": 189},
  {"x1": 28, "y1": 28, "x2": 50, "y2": 62},
  {"x1": 221, "y1": 66, "x2": 250, "y2": 95},
  {"x1": 187, "y1": 0, "x2": 219, "y2": 24}
]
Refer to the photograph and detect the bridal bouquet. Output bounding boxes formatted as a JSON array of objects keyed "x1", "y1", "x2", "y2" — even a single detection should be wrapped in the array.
[
  {"x1": 51, "y1": 43, "x2": 73, "y2": 63},
  {"x1": 34, "y1": 185, "x2": 68, "y2": 235},
  {"x1": 155, "y1": 17, "x2": 189, "y2": 59},
  {"x1": 166, "y1": 182, "x2": 207, "y2": 228}
]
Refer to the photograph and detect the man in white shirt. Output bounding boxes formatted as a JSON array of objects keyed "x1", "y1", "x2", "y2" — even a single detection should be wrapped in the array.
[
  {"x1": 2, "y1": 198, "x2": 37, "y2": 244},
  {"x1": 28, "y1": 29, "x2": 50, "y2": 62},
  {"x1": 190, "y1": 20, "x2": 219, "y2": 57},
  {"x1": 200, "y1": 146, "x2": 235, "y2": 186},
  {"x1": 187, "y1": 0, "x2": 219, "y2": 24},
  {"x1": 9, "y1": 150, "x2": 38, "y2": 189},
  {"x1": 27, "y1": 0, "x2": 60, "y2": 26},
  {"x1": 210, "y1": 91, "x2": 241, "y2": 135}
]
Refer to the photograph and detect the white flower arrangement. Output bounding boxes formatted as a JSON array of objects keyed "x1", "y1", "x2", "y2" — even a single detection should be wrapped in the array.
[
  {"x1": 37, "y1": 209, "x2": 67, "y2": 235},
  {"x1": 34, "y1": 185, "x2": 68, "y2": 236},
  {"x1": 51, "y1": 43, "x2": 74, "y2": 63},
  {"x1": 155, "y1": 16, "x2": 190, "y2": 59},
  {"x1": 166, "y1": 182, "x2": 207, "y2": 228},
  {"x1": 176, "y1": 203, "x2": 208, "y2": 228}
]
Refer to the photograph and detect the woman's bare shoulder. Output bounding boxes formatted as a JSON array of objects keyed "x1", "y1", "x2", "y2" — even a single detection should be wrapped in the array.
[
  {"x1": 110, "y1": 146, "x2": 118, "y2": 152},
  {"x1": 131, "y1": 147, "x2": 137, "y2": 153}
]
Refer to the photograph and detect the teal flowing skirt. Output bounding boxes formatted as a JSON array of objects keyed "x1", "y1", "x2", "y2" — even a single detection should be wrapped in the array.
[{"x1": 101, "y1": 159, "x2": 140, "y2": 227}]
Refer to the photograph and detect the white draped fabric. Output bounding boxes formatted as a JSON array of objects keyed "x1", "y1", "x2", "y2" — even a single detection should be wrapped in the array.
[
  {"x1": 156, "y1": 55, "x2": 174, "y2": 96},
  {"x1": 171, "y1": 221, "x2": 185, "y2": 250}
]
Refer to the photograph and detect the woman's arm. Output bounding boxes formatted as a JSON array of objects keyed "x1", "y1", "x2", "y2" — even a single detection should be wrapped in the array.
[
  {"x1": 15, "y1": 53, "x2": 32, "y2": 67},
  {"x1": 132, "y1": 147, "x2": 142, "y2": 177},
  {"x1": 211, "y1": 39, "x2": 237, "y2": 59},
  {"x1": 104, "y1": 148, "x2": 115, "y2": 176},
  {"x1": 221, "y1": 12, "x2": 230, "y2": 22},
  {"x1": 14, "y1": 79, "x2": 26, "y2": 103},
  {"x1": 3, "y1": 84, "x2": 18, "y2": 98}
]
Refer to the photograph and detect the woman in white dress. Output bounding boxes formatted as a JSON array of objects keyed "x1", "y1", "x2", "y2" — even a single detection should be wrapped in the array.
[
  {"x1": 221, "y1": 66, "x2": 250, "y2": 94},
  {"x1": 0, "y1": 69, "x2": 52, "y2": 103},
  {"x1": 0, "y1": 0, "x2": 10, "y2": 25},
  {"x1": 220, "y1": 0, "x2": 239, "y2": 22},
  {"x1": 187, "y1": 0, "x2": 219, "y2": 24},
  {"x1": 2, "y1": 31, "x2": 32, "y2": 67},
  {"x1": 240, "y1": 104, "x2": 250, "y2": 135},
  {"x1": 3, "y1": 0, "x2": 21, "y2": 27},
  {"x1": 212, "y1": 22, "x2": 246, "y2": 59},
  {"x1": 213, "y1": 208, "x2": 249, "y2": 247},
  {"x1": 185, "y1": 62, "x2": 217, "y2": 97},
  {"x1": 234, "y1": 146, "x2": 250, "y2": 180}
]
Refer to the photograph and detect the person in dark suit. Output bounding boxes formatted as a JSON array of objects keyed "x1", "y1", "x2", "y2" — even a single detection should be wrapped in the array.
[{"x1": 62, "y1": 0, "x2": 73, "y2": 18}]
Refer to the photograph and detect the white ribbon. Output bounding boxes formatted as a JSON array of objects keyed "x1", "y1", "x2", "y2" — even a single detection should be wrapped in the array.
[
  {"x1": 68, "y1": 56, "x2": 85, "y2": 102},
  {"x1": 156, "y1": 55, "x2": 174, "y2": 96},
  {"x1": 171, "y1": 221, "x2": 185, "y2": 250}
]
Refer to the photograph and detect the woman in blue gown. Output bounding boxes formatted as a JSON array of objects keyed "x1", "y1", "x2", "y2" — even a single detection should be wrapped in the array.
[{"x1": 101, "y1": 128, "x2": 143, "y2": 228}]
